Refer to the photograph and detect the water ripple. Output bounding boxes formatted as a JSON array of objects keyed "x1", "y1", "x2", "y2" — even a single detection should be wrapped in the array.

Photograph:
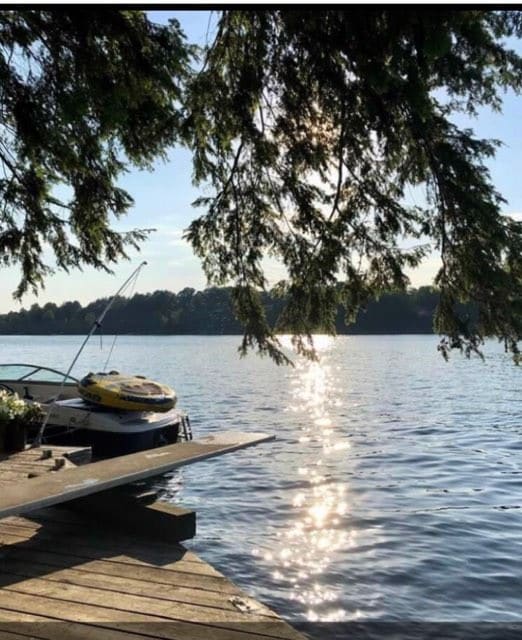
[{"x1": 3, "y1": 334, "x2": 522, "y2": 627}]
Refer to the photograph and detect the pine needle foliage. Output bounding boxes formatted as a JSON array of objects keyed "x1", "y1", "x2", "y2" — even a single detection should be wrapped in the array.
[
  {"x1": 0, "y1": 9, "x2": 192, "y2": 296},
  {"x1": 4, "y1": 9, "x2": 522, "y2": 363},
  {"x1": 183, "y1": 9, "x2": 522, "y2": 363}
]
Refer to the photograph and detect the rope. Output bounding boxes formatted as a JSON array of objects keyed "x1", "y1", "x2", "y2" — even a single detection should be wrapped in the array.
[
  {"x1": 103, "y1": 264, "x2": 141, "y2": 372},
  {"x1": 32, "y1": 261, "x2": 147, "y2": 447}
]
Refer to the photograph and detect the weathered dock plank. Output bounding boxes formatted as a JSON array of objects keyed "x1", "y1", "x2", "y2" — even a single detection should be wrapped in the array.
[
  {"x1": 0, "y1": 628, "x2": 35, "y2": 640},
  {"x1": 0, "y1": 435, "x2": 306, "y2": 640},
  {"x1": 0, "y1": 609, "x2": 150, "y2": 640},
  {"x1": 0, "y1": 432, "x2": 274, "y2": 519},
  {"x1": 0, "y1": 525, "x2": 224, "y2": 580},
  {"x1": 0, "y1": 510, "x2": 307, "y2": 640},
  {"x1": 0, "y1": 446, "x2": 91, "y2": 487}
]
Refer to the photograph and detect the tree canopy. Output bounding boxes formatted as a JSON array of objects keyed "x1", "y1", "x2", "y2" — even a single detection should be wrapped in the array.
[
  {"x1": 0, "y1": 10, "x2": 191, "y2": 295},
  {"x1": 2, "y1": 9, "x2": 522, "y2": 363}
]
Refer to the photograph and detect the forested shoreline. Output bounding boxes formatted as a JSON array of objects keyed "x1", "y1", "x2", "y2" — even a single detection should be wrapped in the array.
[{"x1": 0, "y1": 286, "x2": 471, "y2": 335}]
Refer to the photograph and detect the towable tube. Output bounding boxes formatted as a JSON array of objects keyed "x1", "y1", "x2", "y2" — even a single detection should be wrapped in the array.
[{"x1": 78, "y1": 372, "x2": 176, "y2": 413}]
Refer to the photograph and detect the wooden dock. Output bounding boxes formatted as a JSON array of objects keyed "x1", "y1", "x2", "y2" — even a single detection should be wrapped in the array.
[
  {"x1": 0, "y1": 436, "x2": 308, "y2": 640},
  {"x1": 0, "y1": 432, "x2": 275, "y2": 519},
  {"x1": 0, "y1": 506, "x2": 307, "y2": 640},
  {"x1": 0, "y1": 446, "x2": 92, "y2": 486}
]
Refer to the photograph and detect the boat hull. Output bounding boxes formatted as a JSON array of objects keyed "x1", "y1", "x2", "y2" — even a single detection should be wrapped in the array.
[
  {"x1": 38, "y1": 399, "x2": 183, "y2": 458},
  {"x1": 33, "y1": 421, "x2": 180, "y2": 458}
]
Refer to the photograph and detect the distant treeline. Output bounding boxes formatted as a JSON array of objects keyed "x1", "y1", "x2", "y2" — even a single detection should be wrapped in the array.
[{"x1": 0, "y1": 286, "x2": 462, "y2": 335}]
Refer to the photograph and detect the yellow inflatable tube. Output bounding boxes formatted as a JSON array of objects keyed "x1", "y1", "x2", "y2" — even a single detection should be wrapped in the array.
[{"x1": 78, "y1": 371, "x2": 176, "y2": 413}]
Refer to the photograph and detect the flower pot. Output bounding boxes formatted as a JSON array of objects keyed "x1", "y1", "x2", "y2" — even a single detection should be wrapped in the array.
[{"x1": 4, "y1": 420, "x2": 27, "y2": 453}]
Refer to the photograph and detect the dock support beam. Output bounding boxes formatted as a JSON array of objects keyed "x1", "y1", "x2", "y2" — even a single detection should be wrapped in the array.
[{"x1": 63, "y1": 486, "x2": 196, "y2": 542}]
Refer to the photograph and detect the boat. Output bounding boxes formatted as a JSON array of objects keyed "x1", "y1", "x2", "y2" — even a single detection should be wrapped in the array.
[
  {"x1": 0, "y1": 363, "x2": 191, "y2": 458},
  {"x1": 0, "y1": 363, "x2": 78, "y2": 402}
]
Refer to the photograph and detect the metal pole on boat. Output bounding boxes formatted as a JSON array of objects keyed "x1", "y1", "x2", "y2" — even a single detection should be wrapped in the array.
[{"x1": 32, "y1": 261, "x2": 148, "y2": 447}]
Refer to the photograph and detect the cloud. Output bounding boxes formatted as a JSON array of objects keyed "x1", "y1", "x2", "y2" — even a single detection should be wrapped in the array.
[
  {"x1": 150, "y1": 227, "x2": 191, "y2": 248},
  {"x1": 167, "y1": 259, "x2": 190, "y2": 268},
  {"x1": 406, "y1": 253, "x2": 442, "y2": 287},
  {"x1": 504, "y1": 211, "x2": 522, "y2": 221}
]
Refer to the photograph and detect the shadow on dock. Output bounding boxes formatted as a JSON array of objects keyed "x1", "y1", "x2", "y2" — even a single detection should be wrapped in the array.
[{"x1": 0, "y1": 507, "x2": 308, "y2": 640}]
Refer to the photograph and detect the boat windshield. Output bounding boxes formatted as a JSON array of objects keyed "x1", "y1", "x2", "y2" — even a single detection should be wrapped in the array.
[{"x1": 0, "y1": 364, "x2": 78, "y2": 384}]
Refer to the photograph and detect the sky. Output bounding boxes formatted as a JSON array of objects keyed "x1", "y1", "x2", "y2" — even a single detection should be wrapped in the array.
[{"x1": 1, "y1": 10, "x2": 522, "y2": 313}]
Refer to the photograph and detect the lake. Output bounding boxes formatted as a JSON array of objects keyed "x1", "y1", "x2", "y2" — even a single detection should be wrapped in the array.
[{"x1": 1, "y1": 334, "x2": 522, "y2": 637}]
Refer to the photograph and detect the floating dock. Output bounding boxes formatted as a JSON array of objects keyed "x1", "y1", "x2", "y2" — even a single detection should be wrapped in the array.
[{"x1": 0, "y1": 437, "x2": 308, "y2": 640}]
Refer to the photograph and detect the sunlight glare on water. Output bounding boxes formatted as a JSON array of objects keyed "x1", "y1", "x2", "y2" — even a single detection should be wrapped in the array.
[
  {"x1": 269, "y1": 334, "x2": 353, "y2": 623},
  {"x1": 4, "y1": 334, "x2": 522, "y2": 635}
]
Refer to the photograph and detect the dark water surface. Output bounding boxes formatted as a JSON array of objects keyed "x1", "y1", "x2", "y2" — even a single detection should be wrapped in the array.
[{"x1": 2, "y1": 334, "x2": 522, "y2": 634}]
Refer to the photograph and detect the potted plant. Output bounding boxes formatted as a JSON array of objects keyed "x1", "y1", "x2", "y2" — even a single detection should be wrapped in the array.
[{"x1": 0, "y1": 390, "x2": 44, "y2": 453}]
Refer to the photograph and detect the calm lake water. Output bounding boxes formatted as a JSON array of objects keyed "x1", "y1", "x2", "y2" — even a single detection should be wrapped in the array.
[{"x1": 2, "y1": 334, "x2": 522, "y2": 636}]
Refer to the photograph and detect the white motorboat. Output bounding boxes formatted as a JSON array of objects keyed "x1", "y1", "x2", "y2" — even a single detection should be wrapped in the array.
[
  {"x1": 0, "y1": 363, "x2": 191, "y2": 457},
  {"x1": 0, "y1": 363, "x2": 78, "y2": 402}
]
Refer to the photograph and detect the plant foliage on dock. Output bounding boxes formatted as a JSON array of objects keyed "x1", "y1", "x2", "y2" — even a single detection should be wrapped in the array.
[{"x1": 0, "y1": 390, "x2": 43, "y2": 426}]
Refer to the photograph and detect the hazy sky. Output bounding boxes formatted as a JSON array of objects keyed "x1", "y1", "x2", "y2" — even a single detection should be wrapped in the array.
[{"x1": 1, "y1": 10, "x2": 522, "y2": 313}]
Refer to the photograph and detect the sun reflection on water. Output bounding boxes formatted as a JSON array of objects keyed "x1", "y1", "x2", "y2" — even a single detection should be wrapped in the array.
[{"x1": 255, "y1": 334, "x2": 354, "y2": 622}]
